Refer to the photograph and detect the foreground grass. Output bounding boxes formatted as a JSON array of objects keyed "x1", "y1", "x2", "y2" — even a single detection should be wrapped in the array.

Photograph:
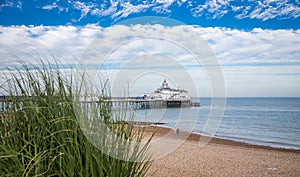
[{"x1": 0, "y1": 63, "x2": 152, "y2": 176}]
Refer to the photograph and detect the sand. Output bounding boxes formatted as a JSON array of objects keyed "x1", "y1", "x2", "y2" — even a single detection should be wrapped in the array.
[{"x1": 140, "y1": 126, "x2": 300, "y2": 177}]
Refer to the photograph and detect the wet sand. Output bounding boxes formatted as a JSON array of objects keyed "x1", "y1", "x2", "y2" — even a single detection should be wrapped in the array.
[{"x1": 141, "y1": 126, "x2": 300, "y2": 177}]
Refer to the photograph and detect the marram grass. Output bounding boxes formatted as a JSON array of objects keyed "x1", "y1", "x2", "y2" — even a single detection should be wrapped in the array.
[{"x1": 0, "y1": 63, "x2": 153, "y2": 176}]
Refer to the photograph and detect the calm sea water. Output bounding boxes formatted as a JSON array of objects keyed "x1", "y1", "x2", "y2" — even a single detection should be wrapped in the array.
[
  {"x1": 1, "y1": 97, "x2": 299, "y2": 149},
  {"x1": 133, "y1": 98, "x2": 300, "y2": 150}
]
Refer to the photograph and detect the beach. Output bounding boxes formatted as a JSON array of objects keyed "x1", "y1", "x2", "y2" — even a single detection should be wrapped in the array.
[{"x1": 142, "y1": 126, "x2": 300, "y2": 177}]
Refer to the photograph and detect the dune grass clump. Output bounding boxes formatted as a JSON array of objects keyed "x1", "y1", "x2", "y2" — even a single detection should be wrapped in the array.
[{"x1": 0, "y1": 63, "x2": 152, "y2": 176}]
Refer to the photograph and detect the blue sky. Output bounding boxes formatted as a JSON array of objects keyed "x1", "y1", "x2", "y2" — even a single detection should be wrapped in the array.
[
  {"x1": 0, "y1": 0, "x2": 300, "y2": 97},
  {"x1": 1, "y1": 0, "x2": 300, "y2": 29}
]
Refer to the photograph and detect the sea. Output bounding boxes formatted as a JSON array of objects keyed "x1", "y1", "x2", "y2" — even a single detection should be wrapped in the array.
[
  {"x1": 1, "y1": 97, "x2": 299, "y2": 150},
  {"x1": 133, "y1": 97, "x2": 300, "y2": 150}
]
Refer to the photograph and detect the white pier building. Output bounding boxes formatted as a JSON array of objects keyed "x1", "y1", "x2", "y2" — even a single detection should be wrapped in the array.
[{"x1": 144, "y1": 79, "x2": 190, "y2": 101}]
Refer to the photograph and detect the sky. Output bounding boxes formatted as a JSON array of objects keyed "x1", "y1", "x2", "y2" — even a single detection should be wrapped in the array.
[{"x1": 0, "y1": 0, "x2": 300, "y2": 97}]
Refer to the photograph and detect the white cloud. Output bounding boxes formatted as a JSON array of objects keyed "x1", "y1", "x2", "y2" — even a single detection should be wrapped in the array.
[
  {"x1": 0, "y1": 0, "x2": 22, "y2": 11},
  {"x1": 197, "y1": 27, "x2": 300, "y2": 65},
  {"x1": 72, "y1": 1, "x2": 95, "y2": 21},
  {"x1": 37, "y1": 0, "x2": 300, "y2": 22},
  {"x1": 0, "y1": 24, "x2": 299, "y2": 97},
  {"x1": 42, "y1": 2, "x2": 68, "y2": 13},
  {"x1": 61, "y1": 1, "x2": 153, "y2": 22},
  {"x1": 235, "y1": 0, "x2": 300, "y2": 20},
  {"x1": 152, "y1": 0, "x2": 175, "y2": 13},
  {"x1": 112, "y1": 2, "x2": 152, "y2": 20},
  {"x1": 190, "y1": 0, "x2": 300, "y2": 20},
  {"x1": 16, "y1": 0, "x2": 22, "y2": 9},
  {"x1": 42, "y1": 2, "x2": 58, "y2": 10},
  {"x1": 191, "y1": 0, "x2": 230, "y2": 19},
  {"x1": 0, "y1": 25, "x2": 102, "y2": 67},
  {"x1": 0, "y1": 0, "x2": 13, "y2": 10}
]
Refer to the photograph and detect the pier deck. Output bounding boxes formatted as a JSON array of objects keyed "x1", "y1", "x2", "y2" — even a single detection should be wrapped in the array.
[
  {"x1": 110, "y1": 97, "x2": 200, "y2": 109},
  {"x1": 0, "y1": 96, "x2": 200, "y2": 112}
]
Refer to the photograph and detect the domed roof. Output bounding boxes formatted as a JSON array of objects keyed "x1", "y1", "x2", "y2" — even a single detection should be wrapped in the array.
[{"x1": 162, "y1": 79, "x2": 170, "y2": 89}]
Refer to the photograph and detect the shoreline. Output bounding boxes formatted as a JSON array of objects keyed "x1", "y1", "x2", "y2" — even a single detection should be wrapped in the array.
[
  {"x1": 142, "y1": 125, "x2": 300, "y2": 153},
  {"x1": 140, "y1": 125, "x2": 300, "y2": 176}
]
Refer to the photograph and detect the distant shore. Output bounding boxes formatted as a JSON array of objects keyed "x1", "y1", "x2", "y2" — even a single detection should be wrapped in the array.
[{"x1": 141, "y1": 126, "x2": 300, "y2": 176}]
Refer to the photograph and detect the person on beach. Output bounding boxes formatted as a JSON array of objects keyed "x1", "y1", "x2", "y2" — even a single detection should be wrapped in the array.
[{"x1": 174, "y1": 127, "x2": 179, "y2": 135}]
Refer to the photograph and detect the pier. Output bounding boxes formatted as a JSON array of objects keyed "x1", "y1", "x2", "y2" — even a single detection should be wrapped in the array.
[
  {"x1": 110, "y1": 97, "x2": 198, "y2": 109},
  {"x1": 1, "y1": 79, "x2": 201, "y2": 112},
  {"x1": 112, "y1": 79, "x2": 201, "y2": 109},
  {"x1": 0, "y1": 95, "x2": 200, "y2": 112}
]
